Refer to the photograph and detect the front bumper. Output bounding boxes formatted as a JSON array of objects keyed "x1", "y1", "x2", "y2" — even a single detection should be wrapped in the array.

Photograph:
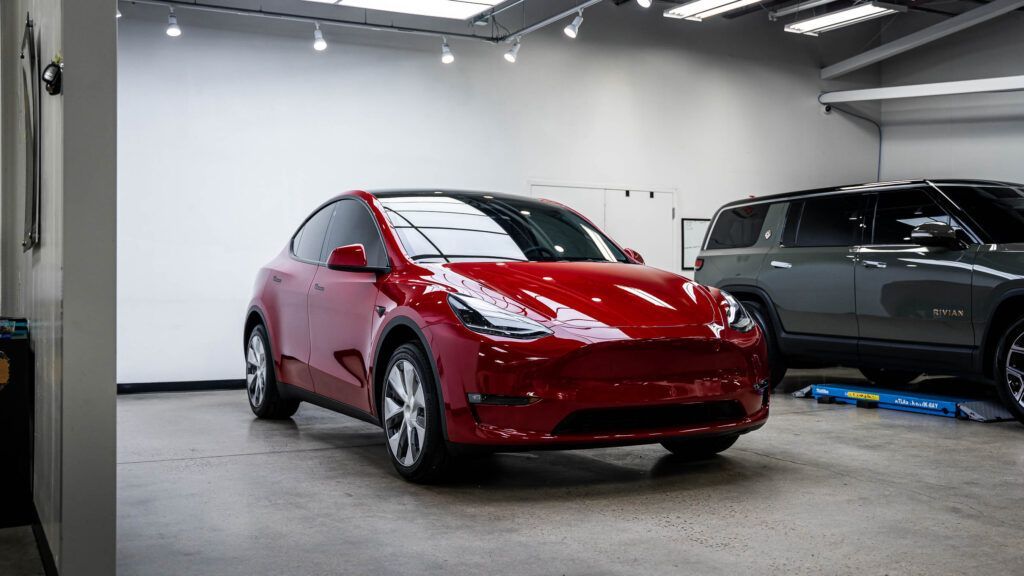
[{"x1": 430, "y1": 322, "x2": 770, "y2": 448}]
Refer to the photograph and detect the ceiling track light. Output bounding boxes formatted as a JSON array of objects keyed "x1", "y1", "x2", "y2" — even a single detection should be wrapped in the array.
[
  {"x1": 663, "y1": 0, "x2": 762, "y2": 21},
  {"x1": 504, "y1": 37, "x2": 521, "y2": 63},
  {"x1": 116, "y1": 7, "x2": 122, "y2": 18},
  {"x1": 313, "y1": 22, "x2": 327, "y2": 51},
  {"x1": 564, "y1": 11, "x2": 584, "y2": 38},
  {"x1": 441, "y1": 37, "x2": 454, "y2": 64},
  {"x1": 637, "y1": 0, "x2": 653, "y2": 7},
  {"x1": 166, "y1": 7, "x2": 181, "y2": 37},
  {"x1": 784, "y1": 2, "x2": 906, "y2": 36}
]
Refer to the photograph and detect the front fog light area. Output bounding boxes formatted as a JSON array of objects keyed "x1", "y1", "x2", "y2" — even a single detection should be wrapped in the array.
[{"x1": 448, "y1": 294, "x2": 552, "y2": 340}]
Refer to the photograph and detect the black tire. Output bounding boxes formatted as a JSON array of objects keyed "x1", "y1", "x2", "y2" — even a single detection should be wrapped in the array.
[
  {"x1": 744, "y1": 301, "x2": 787, "y2": 390},
  {"x1": 661, "y1": 434, "x2": 739, "y2": 460},
  {"x1": 994, "y1": 318, "x2": 1024, "y2": 425},
  {"x1": 380, "y1": 343, "x2": 454, "y2": 483},
  {"x1": 859, "y1": 367, "x2": 921, "y2": 388},
  {"x1": 245, "y1": 325, "x2": 300, "y2": 419}
]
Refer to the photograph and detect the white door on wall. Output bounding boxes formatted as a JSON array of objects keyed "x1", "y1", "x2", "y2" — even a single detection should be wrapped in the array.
[
  {"x1": 530, "y1": 184, "x2": 678, "y2": 274},
  {"x1": 603, "y1": 189, "x2": 676, "y2": 273}
]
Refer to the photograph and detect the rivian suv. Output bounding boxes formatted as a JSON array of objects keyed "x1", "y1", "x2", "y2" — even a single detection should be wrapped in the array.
[{"x1": 696, "y1": 179, "x2": 1024, "y2": 424}]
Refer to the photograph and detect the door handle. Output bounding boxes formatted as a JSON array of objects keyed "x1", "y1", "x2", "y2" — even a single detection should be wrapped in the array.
[
  {"x1": 314, "y1": 283, "x2": 325, "y2": 292},
  {"x1": 272, "y1": 275, "x2": 282, "y2": 283},
  {"x1": 862, "y1": 260, "x2": 887, "y2": 269},
  {"x1": 770, "y1": 261, "x2": 792, "y2": 269}
]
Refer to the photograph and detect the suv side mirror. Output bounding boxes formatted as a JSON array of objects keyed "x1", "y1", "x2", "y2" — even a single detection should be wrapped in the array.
[
  {"x1": 910, "y1": 222, "x2": 959, "y2": 249},
  {"x1": 327, "y1": 244, "x2": 368, "y2": 270},
  {"x1": 624, "y1": 248, "x2": 645, "y2": 265}
]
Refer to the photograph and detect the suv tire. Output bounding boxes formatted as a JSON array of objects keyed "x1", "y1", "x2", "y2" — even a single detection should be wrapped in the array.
[
  {"x1": 859, "y1": 367, "x2": 920, "y2": 388},
  {"x1": 994, "y1": 318, "x2": 1024, "y2": 425},
  {"x1": 744, "y1": 301, "x2": 787, "y2": 390},
  {"x1": 246, "y1": 325, "x2": 301, "y2": 419}
]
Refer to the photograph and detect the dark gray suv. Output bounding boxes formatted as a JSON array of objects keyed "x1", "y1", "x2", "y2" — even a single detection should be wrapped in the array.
[{"x1": 696, "y1": 179, "x2": 1024, "y2": 424}]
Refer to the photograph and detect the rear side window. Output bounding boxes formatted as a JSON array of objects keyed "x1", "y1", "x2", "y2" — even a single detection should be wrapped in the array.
[
  {"x1": 783, "y1": 194, "x2": 867, "y2": 248},
  {"x1": 871, "y1": 189, "x2": 960, "y2": 245},
  {"x1": 320, "y1": 200, "x2": 389, "y2": 268},
  {"x1": 293, "y1": 204, "x2": 334, "y2": 263},
  {"x1": 706, "y1": 204, "x2": 769, "y2": 249}
]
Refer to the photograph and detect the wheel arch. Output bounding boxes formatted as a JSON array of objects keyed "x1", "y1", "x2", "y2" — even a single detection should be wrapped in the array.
[
  {"x1": 372, "y1": 316, "x2": 449, "y2": 440},
  {"x1": 980, "y1": 290, "x2": 1024, "y2": 378},
  {"x1": 244, "y1": 306, "x2": 268, "y2": 352},
  {"x1": 716, "y1": 284, "x2": 782, "y2": 337}
]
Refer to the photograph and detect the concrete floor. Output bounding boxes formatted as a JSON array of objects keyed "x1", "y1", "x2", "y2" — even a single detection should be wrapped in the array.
[
  {"x1": 118, "y1": 370, "x2": 1024, "y2": 576},
  {"x1": 0, "y1": 527, "x2": 44, "y2": 576}
]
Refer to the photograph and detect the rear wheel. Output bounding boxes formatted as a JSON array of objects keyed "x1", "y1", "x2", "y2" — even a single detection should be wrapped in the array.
[
  {"x1": 859, "y1": 367, "x2": 921, "y2": 388},
  {"x1": 245, "y1": 325, "x2": 300, "y2": 419},
  {"x1": 994, "y1": 318, "x2": 1024, "y2": 425},
  {"x1": 661, "y1": 434, "x2": 739, "y2": 460},
  {"x1": 744, "y1": 301, "x2": 787, "y2": 389},
  {"x1": 381, "y1": 343, "x2": 455, "y2": 483}
]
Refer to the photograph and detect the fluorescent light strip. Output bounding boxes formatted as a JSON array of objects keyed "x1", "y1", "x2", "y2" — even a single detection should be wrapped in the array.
[
  {"x1": 664, "y1": 0, "x2": 762, "y2": 21},
  {"x1": 784, "y1": 2, "x2": 905, "y2": 36},
  {"x1": 314, "y1": 0, "x2": 504, "y2": 20}
]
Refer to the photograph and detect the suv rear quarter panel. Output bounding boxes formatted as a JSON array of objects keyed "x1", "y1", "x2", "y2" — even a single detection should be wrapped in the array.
[{"x1": 696, "y1": 202, "x2": 785, "y2": 289}]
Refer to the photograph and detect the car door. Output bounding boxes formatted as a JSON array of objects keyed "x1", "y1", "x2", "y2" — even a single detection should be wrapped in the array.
[
  {"x1": 307, "y1": 199, "x2": 389, "y2": 412},
  {"x1": 855, "y1": 188, "x2": 977, "y2": 365},
  {"x1": 265, "y1": 204, "x2": 333, "y2": 391},
  {"x1": 758, "y1": 193, "x2": 868, "y2": 343}
]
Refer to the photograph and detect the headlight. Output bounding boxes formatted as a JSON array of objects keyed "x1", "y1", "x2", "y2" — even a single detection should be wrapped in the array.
[
  {"x1": 720, "y1": 290, "x2": 755, "y2": 333},
  {"x1": 448, "y1": 294, "x2": 553, "y2": 340}
]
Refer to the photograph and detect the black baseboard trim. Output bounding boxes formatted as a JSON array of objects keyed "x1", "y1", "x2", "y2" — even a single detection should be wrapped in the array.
[
  {"x1": 117, "y1": 379, "x2": 246, "y2": 394},
  {"x1": 31, "y1": 505, "x2": 58, "y2": 576}
]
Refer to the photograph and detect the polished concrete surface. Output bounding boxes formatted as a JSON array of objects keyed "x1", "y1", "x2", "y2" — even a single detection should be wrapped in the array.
[
  {"x1": 118, "y1": 370, "x2": 1024, "y2": 575},
  {"x1": 0, "y1": 526, "x2": 44, "y2": 576}
]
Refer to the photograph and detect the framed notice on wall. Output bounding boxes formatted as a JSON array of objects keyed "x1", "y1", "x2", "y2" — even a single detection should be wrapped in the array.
[{"x1": 681, "y1": 218, "x2": 710, "y2": 270}]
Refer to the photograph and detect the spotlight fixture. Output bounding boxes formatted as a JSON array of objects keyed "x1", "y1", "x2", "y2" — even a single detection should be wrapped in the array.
[
  {"x1": 564, "y1": 11, "x2": 584, "y2": 38},
  {"x1": 313, "y1": 22, "x2": 327, "y2": 51},
  {"x1": 637, "y1": 0, "x2": 653, "y2": 7},
  {"x1": 166, "y1": 7, "x2": 181, "y2": 37},
  {"x1": 663, "y1": 0, "x2": 762, "y2": 21},
  {"x1": 116, "y1": 8, "x2": 122, "y2": 18},
  {"x1": 441, "y1": 37, "x2": 455, "y2": 64},
  {"x1": 784, "y1": 2, "x2": 906, "y2": 36},
  {"x1": 504, "y1": 37, "x2": 521, "y2": 63}
]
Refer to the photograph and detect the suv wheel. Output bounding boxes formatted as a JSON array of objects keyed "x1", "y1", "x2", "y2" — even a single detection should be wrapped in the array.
[
  {"x1": 246, "y1": 325, "x2": 300, "y2": 419},
  {"x1": 859, "y1": 367, "x2": 921, "y2": 388},
  {"x1": 381, "y1": 343, "x2": 455, "y2": 483},
  {"x1": 744, "y1": 301, "x2": 787, "y2": 389},
  {"x1": 995, "y1": 318, "x2": 1024, "y2": 424}
]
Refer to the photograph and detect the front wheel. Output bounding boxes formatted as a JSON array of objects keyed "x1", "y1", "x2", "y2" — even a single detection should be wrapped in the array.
[
  {"x1": 660, "y1": 434, "x2": 739, "y2": 460},
  {"x1": 381, "y1": 343, "x2": 455, "y2": 483},
  {"x1": 859, "y1": 367, "x2": 921, "y2": 388},
  {"x1": 994, "y1": 318, "x2": 1024, "y2": 425}
]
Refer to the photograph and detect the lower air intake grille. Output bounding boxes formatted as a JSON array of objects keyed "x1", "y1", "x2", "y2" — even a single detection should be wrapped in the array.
[{"x1": 551, "y1": 401, "x2": 746, "y2": 436}]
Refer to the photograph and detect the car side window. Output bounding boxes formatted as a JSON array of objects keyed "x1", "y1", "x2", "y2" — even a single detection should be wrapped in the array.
[
  {"x1": 782, "y1": 194, "x2": 867, "y2": 248},
  {"x1": 293, "y1": 204, "x2": 334, "y2": 263},
  {"x1": 706, "y1": 204, "x2": 770, "y2": 249},
  {"x1": 870, "y1": 189, "x2": 961, "y2": 245},
  {"x1": 320, "y1": 199, "x2": 389, "y2": 268}
]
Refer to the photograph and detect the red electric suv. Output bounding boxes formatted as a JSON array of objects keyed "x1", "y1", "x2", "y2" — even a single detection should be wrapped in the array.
[{"x1": 245, "y1": 190, "x2": 770, "y2": 482}]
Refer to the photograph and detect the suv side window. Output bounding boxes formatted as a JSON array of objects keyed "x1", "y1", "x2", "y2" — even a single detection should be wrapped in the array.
[
  {"x1": 870, "y1": 189, "x2": 961, "y2": 245},
  {"x1": 320, "y1": 199, "x2": 389, "y2": 268},
  {"x1": 706, "y1": 204, "x2": 769, "y2": 249},
  {"x1": 782, "y1": 194, "x2": 867, "y2": 247},
  {"x1": 293, "y1": 204, "x2": 334, "y2": 263}
]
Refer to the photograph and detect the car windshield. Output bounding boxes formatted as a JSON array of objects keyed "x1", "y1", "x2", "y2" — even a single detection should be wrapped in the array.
[
  {"x1": 378, "y1": 193, "x2": 629, "y2": 264},
  {"x1": 939, "y1": 184, "x2": 1024, "y2": 243}
]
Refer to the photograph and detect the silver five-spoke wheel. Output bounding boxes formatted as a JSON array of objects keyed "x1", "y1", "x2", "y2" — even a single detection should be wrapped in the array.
[
  {"x1": 246, "y1": 332, "x2": 268, "y2": 408},
  {"x1": 384, "y1": 359, "x2": 427, "y2": 467},
  {"x1": 1005, "y1": 334, "x2": 1024, "y2": 409}
]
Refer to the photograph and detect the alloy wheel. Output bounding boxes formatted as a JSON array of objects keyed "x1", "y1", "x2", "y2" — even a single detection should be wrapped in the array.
[
  {"x1": 246, "y1": 333, "x2": 267, "y2": 408},
  {"x1": 1006, "y1": 333, "x2": 1024, "y2": 409},
  {"x1": 384, "y1": 359, "x2": 427, "y2": 467}
]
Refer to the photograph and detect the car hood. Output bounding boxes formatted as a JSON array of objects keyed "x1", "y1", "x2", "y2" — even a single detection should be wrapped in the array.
[{"x1": 428, "y1": 261, "x2": 721, "y2": 329}]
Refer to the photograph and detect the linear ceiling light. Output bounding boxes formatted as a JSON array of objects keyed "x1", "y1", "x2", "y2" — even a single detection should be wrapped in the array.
[
  {"x1": 312, "y1": 0, "x2": 504, "y2": 20},
  {"x1": 784, "y1": 2, "x2": 906, "y2": 36},
  {"x1": 663, "y1": 0, "x2": 762, "y2": 21}
]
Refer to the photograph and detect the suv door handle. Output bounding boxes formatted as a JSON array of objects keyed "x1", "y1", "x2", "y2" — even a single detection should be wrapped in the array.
[
  {"x1": 862, "y1": 260, "x2": 887, "y2": 269},
  {"x1": 770, "y1": 261, "x2": 792, "y2": 269},
  {"x1": 313, "y1": 283, "x2": 325, "y2": 292}
]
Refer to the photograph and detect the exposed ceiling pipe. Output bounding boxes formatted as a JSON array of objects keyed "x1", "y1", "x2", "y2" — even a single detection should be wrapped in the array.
[{"x1": 819, "y1": 75, "x2": 1024, "y2": 103}]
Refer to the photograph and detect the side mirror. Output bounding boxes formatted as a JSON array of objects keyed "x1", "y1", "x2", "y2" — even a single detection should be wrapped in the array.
[
  {"x1": 910, "y1": 222, "x2": 959, "y2": 249},
  {"x1": 327, "y1": 244, "x2": 368, "y2": 270},
  {"x1": 623, "y1": 248, "x2": 645, "y2": 265}
]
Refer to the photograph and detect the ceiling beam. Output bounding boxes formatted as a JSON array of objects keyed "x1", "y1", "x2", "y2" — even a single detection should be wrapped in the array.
[
  {"x1": 820, "y1": 0, "x2": 1024, "y2": 80},
  {"x1": 819, "y1": 74, "x2": 1024, "y2": 103}
]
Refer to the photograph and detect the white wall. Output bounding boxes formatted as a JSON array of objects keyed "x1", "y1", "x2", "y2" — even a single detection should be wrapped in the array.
[
  {"x1": 880, "y1": 13, "x2": 1024, "y2": 182},
  {"x1": 118, "y1": 3, "x2": 880, "y2": 384},
  {"x1": 1, "y1": 0, "x2": 116, "y2": 573}
]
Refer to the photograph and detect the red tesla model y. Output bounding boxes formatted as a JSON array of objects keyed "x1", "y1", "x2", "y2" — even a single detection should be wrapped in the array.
[{"x1": 245, "y1": 190, "x2": 770, "y2": 482}]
